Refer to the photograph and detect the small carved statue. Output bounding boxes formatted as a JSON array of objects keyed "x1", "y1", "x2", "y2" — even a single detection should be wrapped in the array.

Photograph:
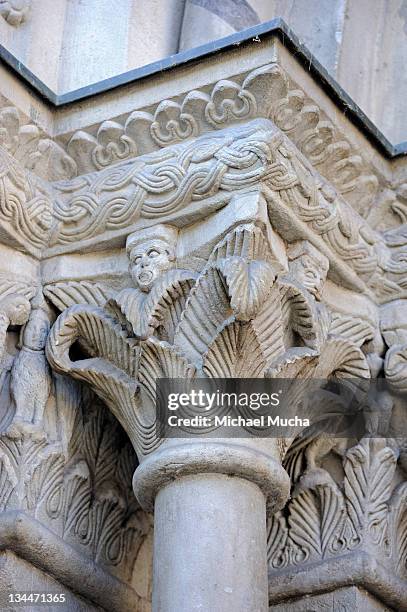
[
  {"x1": 107, "y1": 224, "x2": 196, "y2": 340},
  {"x1": 9, "y1": 293, "x2": 52, "y2": 432},
  {"x1": 279, "y1": 240, "x2": 330, "y2": 348},
  {"x1": 287, "y1": 240, "x2": 329, "y2": 301},
  {"x1": 0, "y1": 294, "x2": 31, "y2": 429},
  {"x1": 0, "y1": 292, "x2": 31, "y2": 352}
]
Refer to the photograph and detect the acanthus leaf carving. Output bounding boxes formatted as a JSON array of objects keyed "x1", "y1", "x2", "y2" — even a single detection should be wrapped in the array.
[
  {"x1": 268, "y1": 438, "x2": 404, "y2": 576},
  {"x1": 44, "y1": 280, "x2": 115, "y2": 311},
  {"x1": 46, "y1": 219, "x2": 373, "y2": 473}
]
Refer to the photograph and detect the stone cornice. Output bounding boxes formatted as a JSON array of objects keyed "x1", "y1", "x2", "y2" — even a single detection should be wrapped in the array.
[
  {"x1": 268, "y1": 551, "x2": 407, "y2": 611},
  {"x1": 0, "y1": 511, "x2": 140, "y2": 612},
  {"x1": 1, "y1": 120, "x2": 406, "y2": 304},
  {"x1": 1, "y1": 21, "x2": 405, "y2": 256},
  {"x1": 0, "y1": 18, "x2": 405, "y2": 160},
  {"x1": 12, "y1": 122, "x2": 406, "y2": 307}
]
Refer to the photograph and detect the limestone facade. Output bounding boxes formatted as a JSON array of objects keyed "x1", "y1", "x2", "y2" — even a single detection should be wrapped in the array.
[{"x1": 0, "y1": 14, "x2": 405, "y2": 612}]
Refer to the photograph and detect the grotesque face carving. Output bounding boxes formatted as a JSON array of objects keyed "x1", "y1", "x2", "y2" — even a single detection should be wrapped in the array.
[
  {"x1": 288, "y1": 242, "x2": 329, "y2": 300},
  {"x1": 129, "y1": 239, "x2": 175, "y2": 292}
]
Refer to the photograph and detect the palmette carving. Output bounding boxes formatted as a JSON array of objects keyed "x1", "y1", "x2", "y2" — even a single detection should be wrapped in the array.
[
  {"x1": 0, "y1": 117, "x2": 404, "y2": 308},
  {"x1": 64, "y1": 63, "x2": 377, "y2": 217},
  {"x1": 53, "y1": 122, "x2": 378, "y2": 279},
  {"x1": 43, "y1": 280, "x2": 114, "y2": 311},
  {"x1": 0, "y1": 373, "x2": 151, "y2": 582},
  {"x1": 46, "y1": 222, "x2": 370, "y2": 466},
  {"x1": 268, "y1": 438, "x2": 405, "y2": 576},
  {"x1": 0, "y1": 34, "x2": 404, "y2": 610},
  {"x1": 48, "y1": 121, "x2": 406, "y2": 305}
]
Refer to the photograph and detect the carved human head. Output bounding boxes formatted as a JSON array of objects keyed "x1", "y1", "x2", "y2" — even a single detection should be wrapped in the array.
[
  {"x1": 22, "y1": 293, "x2": 52, "y2": 351},
  {"x1": 288, "y1": 241, "x2": 329, "y2": 299},
  {"x1": 1, "y1": 294, "x2": 31, "y2": 326},
  {"x1": 23, "y1": 306, "x2": 51, "y2": 351},
  {"x1": 126, "y1": 225, "x2": 178, "y2": 292}
]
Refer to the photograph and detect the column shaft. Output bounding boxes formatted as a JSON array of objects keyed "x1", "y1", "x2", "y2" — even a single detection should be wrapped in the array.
[{"x1": 152, "y1": 473, "x2": 268, "y2": 612}]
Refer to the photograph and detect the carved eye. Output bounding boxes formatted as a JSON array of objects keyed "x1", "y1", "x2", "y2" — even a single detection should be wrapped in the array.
[
  {"x1": 148, "y1": 249, "x2": 160, "y2": 257},
  {"x1": 133, "y1": 256, "x2": 142, "y2": 264}
]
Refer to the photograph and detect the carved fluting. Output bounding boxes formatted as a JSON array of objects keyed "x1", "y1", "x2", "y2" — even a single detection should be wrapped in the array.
[
  {"x1": 0, "y1": 366, "x2": 151, "y2": 581},
  {"x1": 0, "y1": 107, "x2": 76, "y2": 180},
  {"x1": 43, "y1": 281, "x2": 115, "y2": 311},
  {"x1": 268, "y1": 438, "x2": 405, "y2": 577},
  {"x1": 64, "y1": 64, "x2": 378, "y2": 215},
  {"x1": 0, "y1": 0, "x2": 30, "y2": 26},
  {"x1": 46, "y1": 305, "x2": 158, "y2": 456}
]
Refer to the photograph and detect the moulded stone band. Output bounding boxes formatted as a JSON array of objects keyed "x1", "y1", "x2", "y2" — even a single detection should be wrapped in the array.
[{"x1": 132, "y1": 440, "x2": 290, "y2": 513}]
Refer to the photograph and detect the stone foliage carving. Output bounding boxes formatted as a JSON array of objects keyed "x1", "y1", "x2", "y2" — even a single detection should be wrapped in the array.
[
  {"x1": 0, "y1": 32, "x2": 404, "y2": 610},
  {"x1": 0, "y1": 0, "x2": 30, "y2": 26},
  {"x1": 46, "y1": 221, "x2": 370, "y2": 463},
  {"x1": 0, "y1": 372, "x2": 151, "y2": 583},
  {"x1": 64, "y1": 64, "x2": 378, "y2": 216},
  {"x1": 43, "y1": 280, "x2": 114, "y2": 311},
  {"x1": 0, "y1": 286, "x2": 151, "y2": 594},
  {"x1": 106, "y1": 224, "x2": 197, "y2": 340},
  {"x1": 268, "y1": 437, "x2": 407, "y2": 582},
  {"x1": 0, "y1": 116, "x2": 404, "y2": 308}
]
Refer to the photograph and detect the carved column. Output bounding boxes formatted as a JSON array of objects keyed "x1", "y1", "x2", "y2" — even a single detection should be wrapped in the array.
[
  {"x1": 0, "y1": 22, "x2": 405, "y2": 608},
  {"x1": 45, "y1": 120, "x2": 380, "y2": 610},
  {"x1": 47, "y1": 216, "x2": 292, "y2": 612}
]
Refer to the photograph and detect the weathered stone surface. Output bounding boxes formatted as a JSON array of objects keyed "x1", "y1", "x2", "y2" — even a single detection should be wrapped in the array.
[
  {"x1": 269, "y1": 585, "x2": 393, "y2": 611},
  {"x1": 0, "y1": 17, "x2": 405, "y2": 612}
]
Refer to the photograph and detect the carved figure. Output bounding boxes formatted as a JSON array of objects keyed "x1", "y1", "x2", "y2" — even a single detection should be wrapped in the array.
[
  {"x1": 0, "y1": 294, "x2": 31, "y2": 365},
  {"x1": 10, "y1": 294, "x2": 52, "y2": 430},
  {"x1": 0, "y1": 294, "x2": 31, "y2": 429},
  {"x1": 287, "y1": 240, "x2": 329, "y2": 301},
  {"x1": 107, "y1": 224, "x2": 196, "y2": 340}
]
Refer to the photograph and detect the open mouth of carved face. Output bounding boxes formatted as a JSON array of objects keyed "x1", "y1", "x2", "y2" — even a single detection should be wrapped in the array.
[{"x1": 138, "y1": 270, "x2": 154, "y2": 285}]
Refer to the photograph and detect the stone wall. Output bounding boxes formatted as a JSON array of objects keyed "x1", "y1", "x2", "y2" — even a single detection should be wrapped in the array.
[{"x1": 0, "y1": 0, "x2": 405, "y2": 143}]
